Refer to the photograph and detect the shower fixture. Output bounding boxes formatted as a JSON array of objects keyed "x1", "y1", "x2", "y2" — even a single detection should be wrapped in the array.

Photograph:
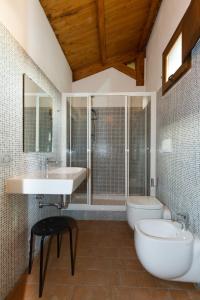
[
  {"x1": 91, "y1": 108, "x2": 97, "y2": 120},
  {"x1": 91, "y1": 108, "x2": 97, "y2": 142}
]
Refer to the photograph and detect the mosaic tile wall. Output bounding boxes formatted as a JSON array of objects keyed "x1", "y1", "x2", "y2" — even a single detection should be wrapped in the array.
[
  {"x1": 0, "y1": 23, "x2": 62, "y2": 300},
  {"x1": 156, "y1": 39, "x2": 200, "y2": 237}
]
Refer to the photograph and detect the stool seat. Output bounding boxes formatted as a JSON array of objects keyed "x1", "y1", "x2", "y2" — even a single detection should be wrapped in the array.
[{"x1": 32, "y1": 216, "x2": 77, "y2": 236}]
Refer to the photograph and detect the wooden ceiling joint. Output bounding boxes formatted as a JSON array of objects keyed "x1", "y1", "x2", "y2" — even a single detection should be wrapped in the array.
[
  {"x1": 73, "y1": 50, "x2": 138, "y2": 81},
  {"x1": 136, "y1": 52, "x2": 145, "y2": 86},
  {"x1": 138, "y1": 0, "x2": 162, "y2": 51},
  {"x1": 113, "y1": 63, "x2": 136, "y2": 79},
  {"x1": 96, "y1": 0, "x2": 107, "y2": 64}
]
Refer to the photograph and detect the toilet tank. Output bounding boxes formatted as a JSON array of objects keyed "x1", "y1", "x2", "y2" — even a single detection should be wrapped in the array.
[{"x1": 126, "y1": 196, "x2": 163, "y2": 229}]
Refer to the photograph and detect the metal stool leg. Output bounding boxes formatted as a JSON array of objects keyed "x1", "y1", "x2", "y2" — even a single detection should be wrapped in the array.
[
  {"x1": 39, "y1": 236, "x2": 45, "y2": 298},
  {"x1": 57, "y1": 234, "x2": 61, "y2": 258},
  {"x1": 69, "y1": 228, "x2": 74, "y2": 276},
  {"x1": 28, "y1": 230, "x2": 34, "y2": 274}
]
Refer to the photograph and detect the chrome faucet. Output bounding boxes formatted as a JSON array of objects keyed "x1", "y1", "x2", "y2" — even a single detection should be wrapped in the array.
[
  {"x1": 44, "y1": 158, "x2": 58, "y2": 175},
  {"x1": 176, "y1": 213, "x2": 190, "y2": 230}
]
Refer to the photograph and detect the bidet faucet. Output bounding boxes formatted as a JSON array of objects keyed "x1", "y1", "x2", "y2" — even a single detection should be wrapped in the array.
[{"x1": 176, "y1": 213, "x2": 190, "y2": 230}]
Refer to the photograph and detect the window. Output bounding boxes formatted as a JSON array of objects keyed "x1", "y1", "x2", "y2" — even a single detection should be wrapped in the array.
[
  {"x1": 162, "y1": 25, "x2": 191, "y2": 95},
  {"x1": 162, "y1": 0, "x2": 200, "y2": 95},
  {"x1": 166, "y1": 34, "x2": 182, "y2": 82}
]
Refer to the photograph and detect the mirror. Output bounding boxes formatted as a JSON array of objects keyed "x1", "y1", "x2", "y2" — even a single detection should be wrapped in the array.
[{"x1": 23, "y1": 74, "x2": 53, "y2": 152}]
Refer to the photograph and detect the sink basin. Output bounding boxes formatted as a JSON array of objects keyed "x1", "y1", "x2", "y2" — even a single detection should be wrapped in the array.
[
  {"x1": 6, "y1": 167, "x2": 87, "y2": 195},
  {"x1": 134, "y1": 219, "x2": 193, "y2": 279}
]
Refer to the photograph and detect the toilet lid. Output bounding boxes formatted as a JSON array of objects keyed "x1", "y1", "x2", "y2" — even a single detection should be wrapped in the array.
[{"x1": 126, "y1": 196, "x2": 163, "y2": 209}]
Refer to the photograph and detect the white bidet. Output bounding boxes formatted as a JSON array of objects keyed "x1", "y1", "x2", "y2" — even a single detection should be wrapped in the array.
[{"x1": 134, "y1": 219, "x2": 200, "y2": 283}]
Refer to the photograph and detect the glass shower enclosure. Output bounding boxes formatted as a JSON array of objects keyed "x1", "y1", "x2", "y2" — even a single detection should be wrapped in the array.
[{"x1": 65, "y1": 93, "x2": 155, "y2": 206}]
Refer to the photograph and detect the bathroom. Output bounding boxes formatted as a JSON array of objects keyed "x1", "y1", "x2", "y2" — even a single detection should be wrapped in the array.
[{"x1": 1, "y1": 0, "x2": 200, "y2": 299}]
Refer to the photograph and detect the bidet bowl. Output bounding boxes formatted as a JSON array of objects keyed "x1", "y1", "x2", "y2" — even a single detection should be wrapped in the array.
[{"x1": 134, "y1": 219, "x2": 193, "y2": 279}]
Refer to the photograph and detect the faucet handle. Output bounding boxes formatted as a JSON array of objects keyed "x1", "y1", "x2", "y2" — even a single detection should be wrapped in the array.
[{"x1": 176, "y1": 213, "x2": 190, "y2": 229}]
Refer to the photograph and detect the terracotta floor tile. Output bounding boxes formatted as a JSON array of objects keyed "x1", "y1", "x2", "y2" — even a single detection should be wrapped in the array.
[
  {"x1": 188, "y1": 290, "x2": 200, "y2": 300},
  {"x1": 77, "y1": 246, "x2": 120, "y2": 258},
  {"x1": 158, "y1": 278, "x2": 195, "y2": 290},
  {"x1": 118, "y1": 246, "x2": 137, "y2": 259},
  {"x1": 8, "y1": 283, "x2": 74, "y2": 300},
  {"x1": 121, "y1": 258, "x2": 144, "y2": 271},
  {"x1": 76, "y1": 257, "x2": 118, "y2": 271},
  {"x1": 170, "y1": 290, "x2": 191, "y2": 300},
  {"x1": 111, "y1": 286, "x2": 135, "y2": 300},
  {"x1": 133, "y1": 288, "x2": 172, "y2": 300},
  {"x1": 6, "y1": 283, "x2": 36, "y2": 300},
  {"x1": 112, "y1": 287, "x2": 172, "y2": 300},
  {"x1": 72, "y1": 286, "x2": 112, "y2": 300},
  {"x1": 46, "y1": 269, "x2": 120, "y2": 286},
  {"x1": 120, "y1": 271, "x2": 161, "y2": 288}
]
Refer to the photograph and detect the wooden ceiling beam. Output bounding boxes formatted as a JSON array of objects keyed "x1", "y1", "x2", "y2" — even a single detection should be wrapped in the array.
[
  {"x1": 136, "y1": 52, "x2": 145, "y2": 86},
  {"x1": 96, "y1": 0, "x2": 107, "y2": 64},
  {"x1": 106, "y1": 50, "x2": 138, "y2": 65},
  {"x1": 138, "y1": 0, "x2": 162, "y2": 51},
  {"x1": 73, "y1": 63, "x2": 109, "y2": 81},
  {"x1": 73, "y1": 50, "x2": 138, "y2": 81}
]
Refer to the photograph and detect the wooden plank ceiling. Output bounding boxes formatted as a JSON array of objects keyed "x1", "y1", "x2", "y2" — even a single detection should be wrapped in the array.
[{"x1": 40, "y1": 0, "x2": 162, "y2": 85}]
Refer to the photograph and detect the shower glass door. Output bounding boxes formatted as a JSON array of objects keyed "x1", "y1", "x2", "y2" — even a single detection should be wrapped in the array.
[
  {"x1": 66, "y1": 97, "x2": 88, "y2": 204},
  {"x1": 91, "y1": 96, "x2": 126, "y2": 205},
  {"x1": 66, "y1": 93, "x2": 153, "y2": 206},
  {"x1": 128, "y1": 96, "x2": 151, "y2": 196}
]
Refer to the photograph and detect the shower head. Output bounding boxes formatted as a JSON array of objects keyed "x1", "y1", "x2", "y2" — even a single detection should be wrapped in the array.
[{"x1": 91, "y1": 108, "x2": 97, "y2": 120}]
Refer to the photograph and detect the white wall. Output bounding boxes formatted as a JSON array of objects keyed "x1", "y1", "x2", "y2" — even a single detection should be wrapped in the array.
[
  {"x1": 0, "y1": 0, "x2": 72, "y2": 92},
  {"x1": 146, "y1": 0, "x2": 191, "y2": 92},
  {"x1": 72, "y1": 67, "x2": 146, "y2": 93}
]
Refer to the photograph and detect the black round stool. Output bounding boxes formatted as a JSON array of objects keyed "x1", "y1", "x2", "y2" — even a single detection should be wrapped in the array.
[{"x1": 28, "y1": 216, "x2": 78, "y2": 297}]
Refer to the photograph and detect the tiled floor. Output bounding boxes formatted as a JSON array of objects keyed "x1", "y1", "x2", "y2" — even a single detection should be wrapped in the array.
[{"x1": 6, "y1": 221, "x2": 200, "y2": 300}]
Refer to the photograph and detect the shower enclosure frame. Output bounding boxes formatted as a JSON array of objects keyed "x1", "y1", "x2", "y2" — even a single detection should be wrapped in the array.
[{"x1": 61, "y1": 92, "x2": 156, "y2": 211}]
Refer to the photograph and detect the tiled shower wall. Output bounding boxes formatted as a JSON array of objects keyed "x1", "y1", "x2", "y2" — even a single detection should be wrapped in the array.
[
  {"x1": 156, "y1": 39, "x2": 200, "y2": 237},
  {"x1": 0, "y1": 23, "x2": 62, "y2": 299},
  {"x1": 92, "y1": 107, "x2": 125, "y2": 196},
  {"x1": 129, "y1": 108, "x2": 146, "y2": 195}
]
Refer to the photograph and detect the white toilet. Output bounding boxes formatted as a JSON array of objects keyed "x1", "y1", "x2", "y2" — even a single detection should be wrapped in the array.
[{"x1": 126, "y1": 196, "x2": 165, "y2": 230}]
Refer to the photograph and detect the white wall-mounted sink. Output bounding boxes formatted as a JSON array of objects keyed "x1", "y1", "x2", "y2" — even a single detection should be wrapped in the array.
[{"x1": 6, "y1": 167, "x2": 87, "y2": 195}]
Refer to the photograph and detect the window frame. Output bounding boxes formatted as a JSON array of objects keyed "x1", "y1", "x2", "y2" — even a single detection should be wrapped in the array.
[{"x1": 162, "y1": 23, "x2": 191, "y2": 95}]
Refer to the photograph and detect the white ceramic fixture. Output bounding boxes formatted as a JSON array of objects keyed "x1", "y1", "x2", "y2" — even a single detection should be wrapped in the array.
[
  {"x1": 126, "y1": 196, "x2": 164, "y2": 230},
  {"x1": 135, "y1": 219, "x2": 200, "y2": 283},
  {"x1": 6, "y1": 167, "x2": 86, "y2": 195}
]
